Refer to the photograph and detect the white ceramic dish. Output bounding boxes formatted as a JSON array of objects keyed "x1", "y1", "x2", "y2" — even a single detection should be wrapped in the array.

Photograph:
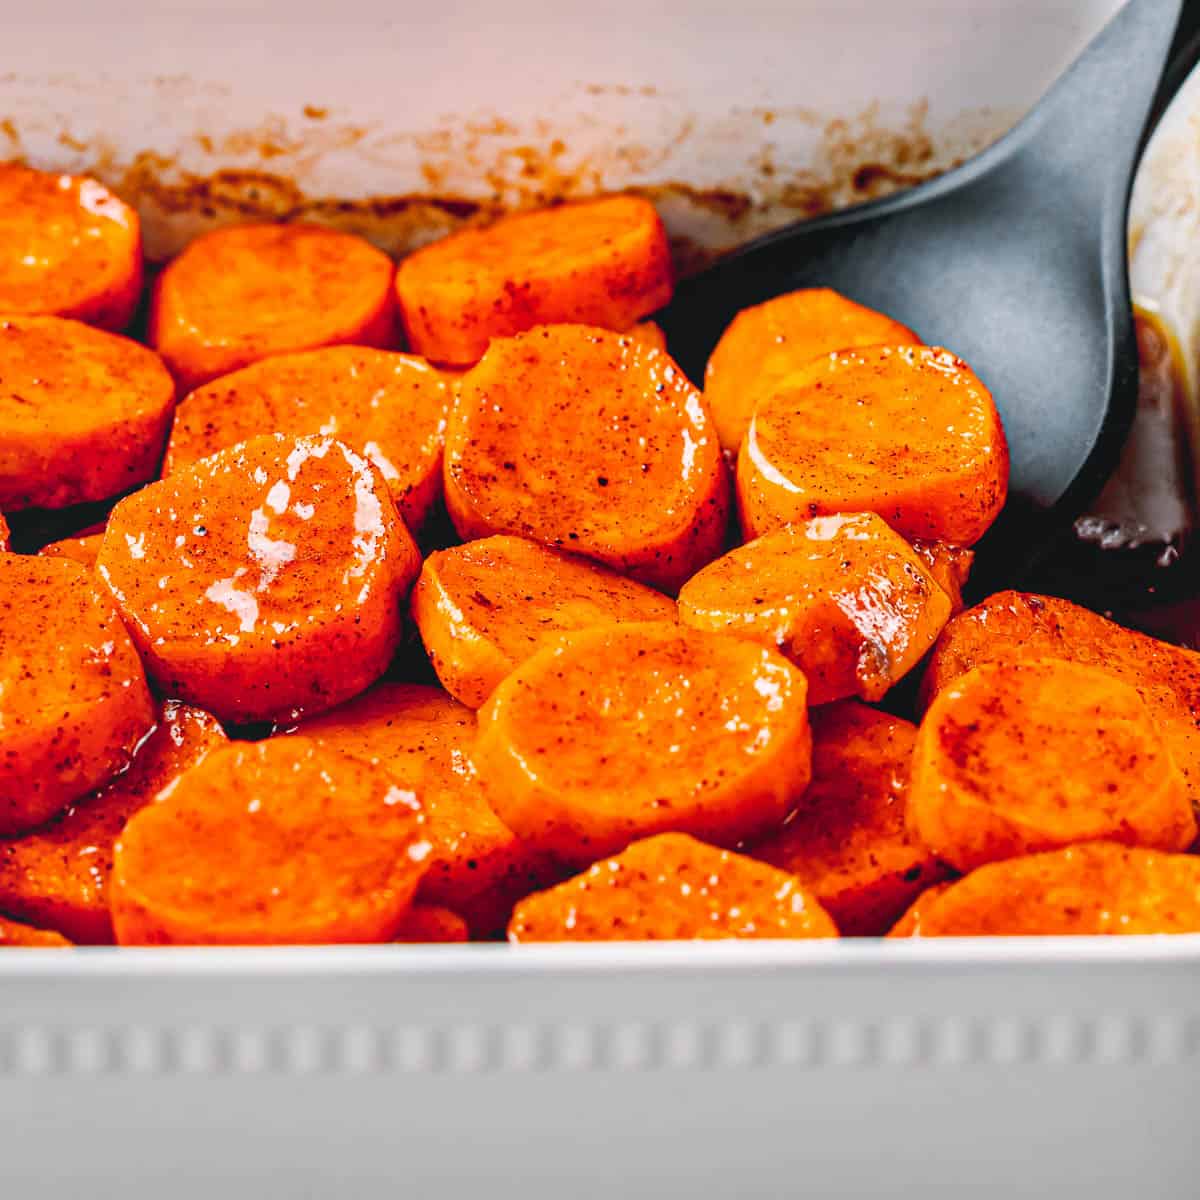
[{"x1": 2, "y1": 3, "x2": 1199, "y2": 1196}]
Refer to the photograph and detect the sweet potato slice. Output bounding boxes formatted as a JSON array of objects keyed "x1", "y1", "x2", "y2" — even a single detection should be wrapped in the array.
[
  {"x1": 749, "y1": 702, "x2": 946, "y2": 935},
  {"x1": 737, "y1": 344, "x2": 1009, "y2": 545},
  {"x1": 0, "y1": 163, "x2": 142, "y2": 331},
  {"x1": 910, "y1": 539, "x2": 974, "y2": 614},
  {"x1": 150, "y1": 224, "x2": 396, "y2": 391},
  {"x1": 0, "y1": 916, "x2": 72, "y2": 948},
  {"x1": 921, "y1": 591, "x2": 1200, "y2": 797},
  {"x1": 37, "y1": 531, "x2": 105, "y2": 570},
  {"x1": 0, "y1": 316, "x2": 175, "y2": 511},
  {"x1": 395, "y1": 196, "x2": 673, "y2": 365},
  {"x1": 163, "y1": 347, "x2": 451, "y2": 535},
  {"x1": 110, "y1": 737, "x2": 431, "y2": 945},
  {"x1": 412, "y1": 535, "x2": 677, "y2": 707},
  {"x1": 295, "y1": 682, "x2": 559, "y2": 936},
  {"x1": 97, "y1": 434, "x2": 420, "y2": 725},
  {"x1": 509, "y1": 833, "x2": 837, "y2": 942},
  {"x1": 0, "y1": 556, "x2": 154, "y2": 835},
  {"x1": 914, "y1": 842, "x2": 1200, "y2": 936},
  {"x1": 885, "y1": 882, "x2": 955, "y2": 938},
  {"x1": 0, "y1": 701, "x2": 226, "y2": 944},
  {"x1": 678, "y1": 513, "x2": 952, "y2": 704},
  {"x1": 704, "y1": 288, "x2": 921, "y2": 454},
  {"x1": 475, "y1": 621, "x2": 811, "y2": 863},
  {"x1": 394, "y1": 904, "x2": 469, "y2": 944},
  {"x1": 445, "y1": 325, "x2": 729, "y2": 592},
  {"x1": 911, "y1": 657, "x2": 1195, "y2": 872}
]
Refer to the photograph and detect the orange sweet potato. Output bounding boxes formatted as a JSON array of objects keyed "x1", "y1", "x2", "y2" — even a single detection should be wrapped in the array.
[
  {"x1": 921, "y1": 592, "x2": 1200, "y2": 797},
  {"x1": 0, "y1": 163, "x2": 142, "y2": 331},
  {"x1": 509, "y1": 833, "x2": 837, "y2": 942},
  {"x1": 910, "y1": 539, "x2": 974, "y2": 614},
  {"x1": 163, "y1": 347, "x2": 452, "y2": 535},
  {"x1": 910, "y1": 657, "x2": 1195, "y2": 872},
  {"x1": 395, "y1": 196, "x2": 673, "y2": 365},
  {"x1": 412, "y1": 534, "x2": 677, "y2": 707},
  {"x1": 0, "y1": 701, "x2": 226, "y2": 943},
  {"x1": 150, "y1": 224, "x2": 396, "y2": 391},
  {"x1": 394, "y1": 904, "x2": 469, "y2": 944},
  {"x1": 630, "y1": 321, "x2": 668, "y2": 353},
  {"x1": 0, "y1": 556, "x2": 154, "y2": 835},
  {"x1": 110, "y1": 737, "x2": 431, "y2": 945},
  {"x1": 0, "y1": 513, "x2": 8, "y2": 553},
  {"x1": 678, "y1": 513, "x2": 952, "y2": 704},
  {"x1": 37, "y1": 531, "x2": 105, "y2": 570},
  {"x1": 444, "y1": 325, "x2": 729, "y2": 592},
  {"x1": 704, "y1": 288, "x2": 921, "y2": 453},
  {"x1": 914, "y1": 842, "x2": 1200, "y2": 936},
  {"x1": 295, "y1": 682, "x2": 560, "y2": 936},
  {"x1": 737, "y1": 345, "x2": 1009, "y2": 545},
  {"x1": 0, "y1": 316, "x2": 175, "y2": 511},
  {"x1": 98, "y1": 434, "x2": 418, "y2": 724},
  {"x1": 475, "y1": 621, "x2": 812, "y2": 864},
  {"x1": 0, "y1": 916, "x2": 72, "y2": 947},
  {"x1": 749, "y1": 702, "x2": 946, "y2": 935},
  {"x1": 885, "y1": 882, "x2": 955, "y2": 938}
]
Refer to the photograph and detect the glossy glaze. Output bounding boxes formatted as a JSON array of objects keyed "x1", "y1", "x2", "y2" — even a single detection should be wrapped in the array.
[{"x1": 97, "y1": 433, "x2": 420, "y2": 724}]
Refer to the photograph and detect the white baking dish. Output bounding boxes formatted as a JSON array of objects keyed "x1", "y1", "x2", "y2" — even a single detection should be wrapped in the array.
[{"x1": 2, "y1": 2, "x2": 1199, "y2": 1196}]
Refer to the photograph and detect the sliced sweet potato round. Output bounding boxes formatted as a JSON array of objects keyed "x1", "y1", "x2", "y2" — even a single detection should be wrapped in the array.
[
  {"x1": 110, "y1": 737, "x2": 431, "y2": 945},
  {"x1": 37, "y1": 531, "x2": 105, "y2": 570},
  {"x1": 395, "y1": 196, "x2": 673, "y2": 365},
  {"x1": 915, "y1": 842, "x2": 1200, "y2": 936},
  {"x1": 920, "y1": 591, "x2": 1200, "y2": 797},
  {"x1": 0, "y1": 163, "x2": 142, "y2": 331},
  {"x1": 737, "y1": 344, "x2": 1009, "y2": 545},
  {"x1": 164, "y1": 346, "x2": 451, "y2": 535},
  {"x1": 0, "y1": 701, "x2": 226, "y2": 944},
  {"x1": 678, "y1": 513, "x2": 951, "y2": 704},
  {"x1": 97, "y1": 434, "x2": 420, "y2": 725},
  {"x1": 704, "y1": 288, "x2": 921, "y2": 454},
  {"x1": 508, "y1": 833, "x2": 837, "y2": 942},
  {"x1": 911, "y1": 657, "x2": 1196, "y2": 872},
  {"x1": 750, "y1": 702, "x2": 946, "y2": 935},
  {"x1": 475, "y1": 621, "x2": 812, "y2": 863},
  {"x1": 0, "y1": 316, "x2": 176, "y2": 511},
  {"x1": 0, "y1": 916, "x2": 72, "y2": 947},
  {"x1": 0, "y1": 555, "x2": 155, "y2": 835},
  {"x1": 412, "y1": 535, "x2": 677, "y2": 707},
  {"x1": 294, "y1": 682, "x2": 560, "y2": 936},
  {"x1": 150, "y1": 223, "x2": 396, "y2": 391},
  {"x1": 444, "y1": 325, "x2": 729, "y2": 592}
]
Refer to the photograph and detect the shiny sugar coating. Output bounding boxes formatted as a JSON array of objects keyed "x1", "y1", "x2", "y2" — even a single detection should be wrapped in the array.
[{"x1": 97, "y1": 433, "x2": 420, "y2": 725}]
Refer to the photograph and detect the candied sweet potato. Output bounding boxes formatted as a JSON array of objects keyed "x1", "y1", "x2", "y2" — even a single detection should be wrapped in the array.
[
  {"x1": 412, "y1": 534, "x2": 677, "y2": 707},
  {"x1": 910, "y1": 540, "x2": 974, "y2": 614},
  {"x1": 0, "y1": 163, "x2": 142, "y2": 331},
  {"x1": 150, "y1": 224, "x2": 396, "y2": 391},
  {"x1": 0, "y1": 513, "x2": 8, "y2": 553},
  {"x1": 678, "y1": 513, "x2": 951, "y2": 704},
  {"x1": 750, "y1": 702, "x2": 946, "y2": 935},
  {"x1": 97, "y1": 434, "x2": 420, "y2": 725},
  {"x1": 444, "y1": 325, "x2": 729, "y2": 592},
  {"x1": 475, "y1": 621, "x2": 812, "y2": 863},
  {"x1": 37, "y1": 531, "x2": 105, "y2": 570},
  {"x1": 395, "y1": 196, "x2": 673, "y2": 365},
  {"x1": 910, "y1": 657, "x2": 1195, "y2": 871},
  {"x1": 509, "y1": 832, "x2": 837, "y2": 942},
  {"x1": 111, "y1": 737, "x2": 431, "y2": 945},
  {"x1": 0, "y1": 701, "x2": 226, "y2": 944},
  {"x1": 0, "y1": 556, "x2": 154, "y2": 835},
  {"x1": 885, "y1": 882, "x2": 955, "y2": 938},
  {"x1": 295, "y1": 682, "x2": 559, "y2": 935},
  {"x1": 0, "y1": 316, "x2": 176, "y2": 511},
  {"x1": 921, "y1": 591, "x2": 1200, "y2": 797},
  {"x1": 914, "y1": 842, "x2": 1200, "y2": 936},
  {"x1": 0, "y1": 916, "x2": 72, "y2": 947},
  {"x1": 164, "y1": 347, "x2": 451, "y2": 535},
  {"x1": 737, "y1": 345, "x2": 1008, "y2": 546},
  {"x1": 704, "y1": 288, "x2": 921, "y2": 453}
]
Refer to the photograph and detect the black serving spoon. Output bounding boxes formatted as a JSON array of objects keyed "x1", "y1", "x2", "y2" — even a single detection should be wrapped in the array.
[{"x1": 657, "y1": 0, "x2": 1190, "y2": 594}]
